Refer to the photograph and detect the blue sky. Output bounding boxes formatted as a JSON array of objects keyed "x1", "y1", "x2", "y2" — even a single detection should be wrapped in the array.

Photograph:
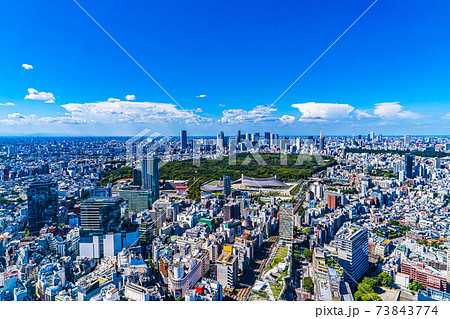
[{"x1": 1, "y1": 0, "x2": 450, "y2": 136}]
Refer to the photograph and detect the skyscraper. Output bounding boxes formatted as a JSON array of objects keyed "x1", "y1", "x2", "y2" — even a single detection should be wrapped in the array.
[
  {"x1": 132, "y1": 167, "x2": 142, "y2": 186},
  {"x1": 270, "y1": 133, "x2": 278, "y2": 148},
  {"x1": 180, "y1": 130, "x2": 187, "y2": 150},
  {"x1": 279, "y1": 203, "x2": 294, "y2": 241},
  {"x1": 119, "y1": 188, "x2": 153, "y2": 212},
  {"x1": 27, "y1": 180, "x2": 58, "y2": 234},
  {"x1": 236, "y1": 130, "x2": 241, "y2": 144},
  {"x1": 217, "y1": 131, "x2": 225, "y2": 151},
  {"x1": 405, "y1": 154, "x2": 414, "y2": 179},
  {"x1": 319, "y1": 128, "x2": 325, "y2": 152},
  {"x1": 307, "y1": 136, "x2": 315, "y2": 151},
  {"x1": 141, "y1": 156, "x2": 160, "y2": 200},
  {"x1": 335, "y1": 223, "x2": 368, "y2": 283},
  {"x1": 404, "y1": 134, "x2": 411, "y2": 147},
  {"x1": 223, "y1": 175, "x2": 231, "y2": 197},
  {"x1": 80, "y1": 197, "x2": 122, "y2": 233}
]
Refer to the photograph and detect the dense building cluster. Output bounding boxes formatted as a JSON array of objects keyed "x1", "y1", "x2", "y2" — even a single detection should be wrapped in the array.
[{"x1": 1, "y1": 132, "x2": 450, "y2": 301}]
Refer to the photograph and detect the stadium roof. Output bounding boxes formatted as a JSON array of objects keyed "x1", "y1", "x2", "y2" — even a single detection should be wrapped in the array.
[
  {"x1": 200, "y1": 185, "x2": 223, "y2": 192},
  {"x1": 241, "y1": 176, "x2": 287, "y2": 188}
]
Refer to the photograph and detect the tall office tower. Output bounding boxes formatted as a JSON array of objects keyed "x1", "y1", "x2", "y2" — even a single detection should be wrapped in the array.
[
  {"x1": 132, "y1": 167, "x2": 142, "y2": 186},
  {"x1": 119, "y1": 188, "x2": 153, "y2": 212},
  {"x1": 279, "y1": 203, "x2": 294, "y2": 241},
  {"x1": 223, "y1": 175, "x2": 231, "y2": 197},
  {"x1": 264, "y1": 132, "x2": 271, "y2": 144},
  {"x1": 27, "y1": 180, "x2": 58, "y2": 234},
  {"x1": 369, "y1": 132, "x2": 375, "y2": 141},
  {"x1": 405, "y1": 154, "x2": 414, "y2": 179},
  {"x1": 245, "y1": 133, "x2": 252, "y2": 141},
  {"x1": 141, "y1": 156, "x2": 160, "y2": 200},
  {"x1": 236, "y1": 130, "x2": 241, "y2": 143},
  {"x1": 434, "y1": 157, "x2": 441, "y2": 169},
  {"x1": 216, "y1": 245, "x2": 238, "y2": 289},
  {"x1": 253, "y1": 132, "x2": 260, "y2": 142},
  {"x1": 270, "y1": 133, "x2": 278, "y2": 147},
  {"x1": 80, "y1": 198, "x2": 122, "y2": 233},
  {"x1": 377, "y1": 134, "x2": 383, "y2": 142},
  {"x1": 404, "y1": 134, "x2": 411, "y2": 147},
  {"x1": 335, "y1": 224, "x2": 369, "y2": 283},
  {"x1": 217, "y1": 131, "x2": 225, "y2": 151},
  {"x1": 180, "y1": 130, "x2": 187, "y2": 150},
  {"x1": 319, "y1": 128, "x2": 325, "y2": 152},
  {"x1": 307, "y1": 136, "x2": 315, "y2": 150}
]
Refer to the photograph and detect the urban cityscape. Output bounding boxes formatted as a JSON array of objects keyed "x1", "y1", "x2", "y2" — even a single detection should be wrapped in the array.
[
  {"x1": 0, "y1": 130, "x2": 449, "y2": 303},
  {"x1": 1, "y1": 1, "x2": 450, "y2": 314}
]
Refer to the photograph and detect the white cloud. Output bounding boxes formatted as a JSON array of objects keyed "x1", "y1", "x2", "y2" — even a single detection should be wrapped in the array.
[
  {"x1": 125, "y1": 95, "x2": 136, "y2": 101},
  {"x1": 8, "y1": 113, "x2": 25, "y2": 119},
  {"x1": 24, "y1": 88, "x2": 55, "y2": 103},
  {"x1": 0, "y1": 102, "x2": 14, "y2": 106},
  {"x1": 292, "y1": 102, "x2": 354, "y2": 123},
  {"x1": 196, "y1": 94, "x2": 207, "y2": 98},
  {"x1": 22, "y1": 64, "x2": 33, "y2": 70},
  {"x1": 221, "y1": 105, "x2": 277, "y2": 124},
  {"x1": 279, "y1": 115, "x2": 295, "y2": 125},
  {"x1": 107, "y1": 98, "x2": 120, "y2": 102},
  {"x1": 373, "y1": 102, "x2": 421, "y2": 119},
  {"x1": 60, "y1": 100, "x2": 212, "y2": 124},
  {"x1": 218, "y1": 104, "x2": 225, "y2": 107},
  {"x1": 355, "y1": 109, "x2": 374, "y2": 120},
  {"x1": 442, "y1": 113, "x2": 450, "y2": 120},
  {"x1": 0, "y1": 113, "x2": 87, "y2": 126},
  {"x1": 0, "y1": 99, "x2": 213, "y2": 126}
]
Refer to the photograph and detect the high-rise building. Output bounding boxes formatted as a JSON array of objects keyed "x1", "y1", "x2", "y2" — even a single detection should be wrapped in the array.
[
  {"x1": 141, "y1": 156, "x2": 160, "y2": 200},
  {"x1": 132, "y1": 167, "x2": 142, "y2": 186},
  {"x1": 434, "y1": 158, "x2": 441, "y2": 170},
  {"x1": 80, "y1": 197, "x2": 122, "y2": 233},
  {"x1": 79, "y1": 198, "x2": 139, "y2": 258},
  {"x1": 119, "y1": 188, "x2": 154, "y2": 212},
  {"x1": 335, "y1": 224, "x2": 368, "y2": 283},
  {"x1": 404, "y1": 134, "x2": 411, "y2": 147},
  {"x1": 270, "y1": 133, "x2": 278, "y2": 148},
  {"x1": 236, "y1": 130, "x2": 241, "y2": 144},
  {"x1": 405, "y1": 154, "x2": 414, "y2": 179},
  {"x1": 216, "y1": 245, "x2": 238, "y2": 290},
  {"x1": 306, "y1": 136, "x2": 315, "y2": 151},
  {"x1": 180, "y1": 130, "x2": 187, "y2": 150},
  {"x1": 223, "y1": 175, "x2": 231, "y2": 197},
  {"x1": 319, "y1": 128, "x2": 325, "y2": 152},
  {"x1": 217, "y1": 131, "x2": 225, "y2": 151},
  {"x1": 327, "y1": 194, "x2": 339, "y2": 210},
  {"x1": 27, "y1": 180, "x2": 58, "y2": 234},
  {"x1": 369, "y1": 132, "x2": 375, "y2": 141},
  {"x1": 279, "y1": 203, "x2": 294, "y2": 241},
  {"x1": 264, "y1": 132, "x2": 271, "y2": 143}
]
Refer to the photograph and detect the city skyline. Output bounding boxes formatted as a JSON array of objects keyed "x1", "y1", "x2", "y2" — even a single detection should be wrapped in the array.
[{"x1": 1, "y1": 1, "x2": 450, "y2": 136}]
